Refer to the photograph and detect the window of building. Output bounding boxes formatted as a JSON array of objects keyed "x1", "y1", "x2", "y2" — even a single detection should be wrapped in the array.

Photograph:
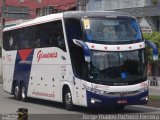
[
  {"x1": 18, "y1": 0, "x2": 24, "y2": 2},
  {"x1": 37, "y1": 0, "x2": 42, "y2": 3}
]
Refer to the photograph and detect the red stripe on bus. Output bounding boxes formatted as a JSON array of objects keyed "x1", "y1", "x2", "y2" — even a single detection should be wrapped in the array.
[{"x1": 18, "y1": 49, "x2": 33, "y2": 61}]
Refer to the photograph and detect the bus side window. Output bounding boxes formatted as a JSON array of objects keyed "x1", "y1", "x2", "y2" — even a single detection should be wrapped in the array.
[
  {"x1": 28, "y1": 26, "x2": 36, "y2": 48},
  {"x1": 48, "y1": 20, "x2": 66, "y2": 51},
  {"x1": 39, "y1": 25, "x2": 48, "y2": 47},
  {"x1": 24, "y1": 27, "x2": 34, "y2": 49},
  {"x1": 35, "y1": 25, "x2": 41, "y2": 48},
  {"x1": 4, "y1": 30, "x2": 20, "y2": 51},
  {"x1": 19, "y1": 27, "x2": 35, "y2": 49},
  {"x1": 3, "y1": 31, "x2": 10, "y2": 51},
  {"x1": 12, "y1": 30, "x2": 19, "y2": 50},
  {"x1": 39, "y1": 20, "x2": 66, "y2": 51},
  {"x1": 19, "y1": 28, "x2": 26, "y2": 49},
  {"x1": 54, "y1": 21, "x2": 66, "y2": 51},
  {"x1": 35, "y1": 24, "x2": 49, "y2": 48}
]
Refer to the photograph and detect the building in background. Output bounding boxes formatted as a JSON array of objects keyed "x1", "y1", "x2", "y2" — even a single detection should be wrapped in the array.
[
  {"x1": 0, "y1": 0, "x2": 76, "y2": 18},
  {"x1": 78, "y1": 0, "x2": 160, "y2": 32},
  {"x1": 0, "y1": 0, "x2": 76, "y2": 45}
]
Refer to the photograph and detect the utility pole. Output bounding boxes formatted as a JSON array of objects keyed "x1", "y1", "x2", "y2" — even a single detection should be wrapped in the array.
[
  {"x1": 1, "y1": 0, "x2": 6, "y2": 29},
  {"x1": 0, "y1": 0, "x2": 6, "y2": 49},
  {"x1": 77, "y1": 0, "x2": 87, "y2": 11},
  {"x1": 0, "y1": 0, "x2": 6, "y2": 76},
  {"x1": 77, "y1": 0, "x2": 80, "y2": 10}
]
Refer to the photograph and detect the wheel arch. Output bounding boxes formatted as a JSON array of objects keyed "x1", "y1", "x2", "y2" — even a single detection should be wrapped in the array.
[
  {"x1": 11, "y1": 80, "x2": 25, "y2": 95},
  {"x1": 11, "y1": 80, "x2": 19, "y2": 95},
  {"x1": 62, "y1": 83, "x2": 73, "y2": 103}
]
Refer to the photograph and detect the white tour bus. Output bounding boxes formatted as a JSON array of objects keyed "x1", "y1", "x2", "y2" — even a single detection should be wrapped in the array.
[{"x1": 2, "y1": 11, "x2": 158, "y2": 110}]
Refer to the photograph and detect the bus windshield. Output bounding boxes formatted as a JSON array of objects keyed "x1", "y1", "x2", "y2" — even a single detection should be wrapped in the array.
[
  {"x1": 83, "y1": 17, "x2": 142, "y2": 44},
  {"x1": 89, "y1": 49, "x2": 147, "y2": 85}
]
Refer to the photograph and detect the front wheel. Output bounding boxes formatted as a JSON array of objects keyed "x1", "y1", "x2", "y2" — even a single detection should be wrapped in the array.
[{"x1": 64, "y1": 88, "x2": 74, "y2": 110}]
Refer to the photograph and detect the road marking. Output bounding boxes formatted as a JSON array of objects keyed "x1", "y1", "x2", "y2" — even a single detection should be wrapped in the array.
[{"x1": 133, "y1": 105, "x2": 160, "y2": 111}]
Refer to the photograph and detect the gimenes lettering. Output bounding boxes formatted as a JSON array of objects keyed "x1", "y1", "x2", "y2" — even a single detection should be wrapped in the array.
[{"x1": 37, "y1": 50, "x2": 58, "y2": 62}]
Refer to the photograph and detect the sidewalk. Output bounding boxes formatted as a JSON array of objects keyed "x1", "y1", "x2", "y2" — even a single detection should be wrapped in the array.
[
  {"x1": 147, "y1": 86, "x2": 160, "y2": 108},
  {"x1": 0, "y1": 77, "x2": 2, "y2": 84},
  {"x1": 149, "y1": 86, "x2": 160, "y2": 96},
  {"x1": 0, "y1": 58, "x2": 2, "y2": 84}
]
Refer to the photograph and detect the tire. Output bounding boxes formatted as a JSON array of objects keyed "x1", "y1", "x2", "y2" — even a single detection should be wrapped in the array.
[
  {"x1": 64, "y1": 88, "x2": 74, "y2": 110},
  {"x1": 21, "y1": 85, "x2": 27, "y2": 102},
  {"x1": 14, "y1": 84, "x2": 21, "y2": 100}
]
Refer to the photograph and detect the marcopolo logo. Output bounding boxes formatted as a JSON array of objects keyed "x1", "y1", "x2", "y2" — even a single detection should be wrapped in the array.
[{"x1": 37, "y1": 50, "x2": 58, "y2": 62}]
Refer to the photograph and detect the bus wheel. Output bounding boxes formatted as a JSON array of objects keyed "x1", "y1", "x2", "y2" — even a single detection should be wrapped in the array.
[
  {"x1": 14, "y1": 84, "x2": 21, "y2": 100},
  {"x1": 21, "y1": 85, "x2": 27, "y2": 102},
  {"x1": 64, "y1": 88, "x2": 74, "y2": 110}
]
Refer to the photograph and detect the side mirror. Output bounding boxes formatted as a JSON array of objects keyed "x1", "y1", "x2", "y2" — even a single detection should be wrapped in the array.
[
  {"x1": 73, "y1": 39, "x2": 90, "y2": 62},
  {"x1": 145, "y1": 40, "x2": 158, "y2": 60}
]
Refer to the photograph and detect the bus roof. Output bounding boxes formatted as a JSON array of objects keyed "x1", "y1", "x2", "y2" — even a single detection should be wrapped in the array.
[
  {"x1": 3, "y1": 12, "x2": 63, "y2": 32},
  {"x1": 63, "y1": 11, "x2": 133, "y2": 18},
  {"x1": 3, "y1": 11, "x2": 133, "y2": 32}
]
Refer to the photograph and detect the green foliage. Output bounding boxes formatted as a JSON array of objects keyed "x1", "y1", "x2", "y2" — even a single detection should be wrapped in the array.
[
  {"x1": 152, "y1": 0, "x2": 158, "y2": 5},
  {"x1": 149, "y1": 95, "x2": 160, "y2": 100},
  {"x1": 143, "y1": 32, "x2": 160, "y2": 64}
]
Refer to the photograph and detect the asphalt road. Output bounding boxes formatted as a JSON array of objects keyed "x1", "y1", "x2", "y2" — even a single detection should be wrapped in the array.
[{"x1": 0, "y1": 84, "x2": 160, "y2": 120}]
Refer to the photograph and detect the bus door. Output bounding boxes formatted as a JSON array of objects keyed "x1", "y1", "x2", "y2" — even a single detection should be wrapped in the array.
[{"x1": 65, "y1": 18, "x2": 87, "y2": 105}]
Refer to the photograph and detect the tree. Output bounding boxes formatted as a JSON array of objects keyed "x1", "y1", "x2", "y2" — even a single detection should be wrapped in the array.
[
  {"x1": 143, "y1": 32, "x2": 160, "y2": 63},
  {"x1": 143, "y1": 32, "x2": 160, "y2": 76}
]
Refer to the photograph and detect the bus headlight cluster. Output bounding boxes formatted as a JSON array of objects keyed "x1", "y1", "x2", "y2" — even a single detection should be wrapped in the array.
[
  {"x1": 141, "y1": 96, "x2": 148, "y2": 101},
  {"x1": 85, "y1": 86, "x2": 104, "y2": 95},
  {"x1": 84, "y1": 85, "x2": 93, "y2": 92},
  {"x1": 138, "y1": 88, "x2": 148, "y2": 93},
  {"x1": 91, "y1": 99, "x2": 95, "y2": 104},
  {"x1": 91, "y1": 98, "x2": 102, "y2": 104}
]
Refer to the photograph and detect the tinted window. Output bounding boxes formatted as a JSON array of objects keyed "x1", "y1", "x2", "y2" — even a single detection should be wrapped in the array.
[
  {"x1": 35, "y1": 20, "x2": 66, "y2": 51},
  {"x1": 3, "y1": 20, "x2": 66, "y2": 51},
  {"x1": 84, "y1": 17, "x2": 142, "y2": 44},
  {"x1": 65, "y1": 19, "x2": 86, "y2": 78},
  {"x1": 19, "y1": 27, "x2": 35, "y2": 49},
  {"x1": 89, "y1": 49, "x2": 147, "y2": 84},
  {"x1": 3, "y1": 30, "x2": 19, "y2": 50}
]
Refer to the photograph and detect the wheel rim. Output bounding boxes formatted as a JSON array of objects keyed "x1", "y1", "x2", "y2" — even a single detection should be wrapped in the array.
[
  {"x1": 21, "y1": 87, "x2": 26, "y2": 99},
  {"x1": 15, "y1": 86, "x2": 19, "y2": 97},
  {"x1": 65, "y1": 92, "x2": 72, "y2": 105}
]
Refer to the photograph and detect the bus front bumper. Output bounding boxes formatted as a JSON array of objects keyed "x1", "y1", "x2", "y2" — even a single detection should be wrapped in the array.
[{"x1": 86, "y1": 90, "x2": 148, "y2": 107}]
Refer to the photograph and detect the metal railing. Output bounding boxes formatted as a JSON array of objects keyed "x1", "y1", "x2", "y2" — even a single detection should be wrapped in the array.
[{"x1": 148, "y1": 76, "x2": 160, "y2": 86}]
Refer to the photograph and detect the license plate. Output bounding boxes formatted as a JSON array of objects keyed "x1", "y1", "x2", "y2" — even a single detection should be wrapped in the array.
[{"x1": 117, "y1": 100, "x2": 128, "y2": 104}]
